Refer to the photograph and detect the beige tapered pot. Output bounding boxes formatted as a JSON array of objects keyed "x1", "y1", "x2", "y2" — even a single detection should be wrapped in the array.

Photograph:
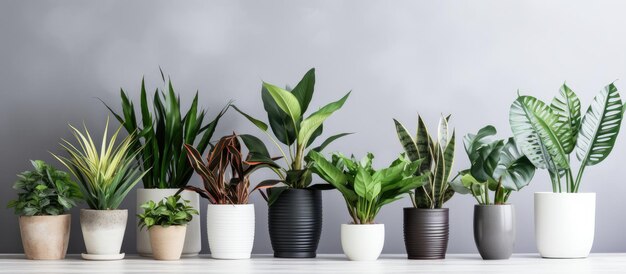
[
  {"x1": 149, "y1": 225, "x2": 187, "y2": 260},
  {"x1": 19, "y1": 214, "x2": 71, "y2": 260}
]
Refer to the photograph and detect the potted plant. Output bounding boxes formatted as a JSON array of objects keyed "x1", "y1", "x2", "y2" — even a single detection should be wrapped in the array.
[
  {"x1": 7, "y1": 160, "x2": 82, "y2": 260},
  {"x1": 309, "y1": 152, "x2": 427, "y2": 261},
  {"x1": 233, "y1": 68, "x2": 351, "y2": 258},
  {"x1": 509, "y1": 83, "x2": 625, "y2": 258},
  {"x1": 102, "y1": 70, "x2": 229, "y2": 256},
  {"x1": 449, "y1": 126, "x2": 536, "y2": 260},
  {"x1": 54, "y1": 119, "x2": 146, "y2": 260},
  {"x1": 183, "y1": 133, "x2": 276, "y2": 259},
  {"x1": 393, "y1": 115, "x2": 455, "y2": 259},
  {"x1": 137, "y1": 195, "x2": 198, "y2": 260}
]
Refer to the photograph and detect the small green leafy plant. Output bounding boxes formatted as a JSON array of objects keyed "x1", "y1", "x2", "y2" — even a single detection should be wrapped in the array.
[
  {"x1": 310, "y1": 151, "x2": 428, "y2": 224},
  {"x1": 394, "y1": 115, "x2": 456, "y2": 209},
  {"x1": 183, "y1": 133, "x2": 278, "y2": 204},
  {"x1": 54, "y1": 118, "x2": 147, "y2": 210},
  {"x1": 509, "y1": 83, "x2": 625, "y2": 193},
  {"x1": 102, "y1": 69, "x2": 229, "y2": 189},
  {"x1": 233, "y1": 68, "x2": 351, "y2": 204},
  {"x1": 450, "y1": 126, "x2": 536, "y2": 205},
  {"x1": 7, "y1": 160, "x2": 82, "y2": 216},
  {"x1": 137, "y1": 195, "x2": 198, "y2": 230}
]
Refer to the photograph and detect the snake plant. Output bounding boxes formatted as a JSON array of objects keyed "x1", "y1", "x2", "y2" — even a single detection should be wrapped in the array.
[
  {"x1": 102, "y1": 70, "x2": 229, "y2": 189},
  {"x1": 450, "y1": 126, "x2": 536, "y2": 205},
  {"x1": 310, "y1": 151, "x2": 427, "y2": 224},
  {"x1": 233, "y1": 68, "x2": 351, "y2": 204},
  {"x1": 509, "y1": 83, "x2": 625, "y2": 193},
  {"x1": 393, "y1": 115, "x2": 455, "y2": 209},
  {"x1": 54, "y1": 119, "x2": 147, "y2": 210}
]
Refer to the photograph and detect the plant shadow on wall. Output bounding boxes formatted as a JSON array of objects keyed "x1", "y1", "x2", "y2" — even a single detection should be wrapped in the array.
[
  {"x1": 508, "y1": 83, "x2": 626, "y2": 259},
  {"x1": 233, "y1": 68, "x2": 351, "y2": 258}
]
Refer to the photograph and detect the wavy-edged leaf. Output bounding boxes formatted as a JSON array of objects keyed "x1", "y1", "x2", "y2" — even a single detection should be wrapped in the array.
[
  {"x1": 576, "y1": 83, "x2": 624, "y2": 166},
  {"x1": 550, "y1": 83, "x2": 581, "y2": 154},
  {"x1": 494, "y1": 138, "x2": 536, "y2": 191}
]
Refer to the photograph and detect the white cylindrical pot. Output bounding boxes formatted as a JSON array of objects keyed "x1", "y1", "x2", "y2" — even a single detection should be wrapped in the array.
[
  {"x1": 341, "y1": 224, "x2": 385, "y2": 261},
  {"x1": 136, "y1": 188, "x2": 201, "y2": 257},
  {"x1": 80, "y1": 209, "x2": 127, "y2": 259},
  {"x1": 535, "y1": 192, "x2": 596, "y2": 258},
  {"x1": 206, "y1": 204, "x2": 255, "y2": 259}
]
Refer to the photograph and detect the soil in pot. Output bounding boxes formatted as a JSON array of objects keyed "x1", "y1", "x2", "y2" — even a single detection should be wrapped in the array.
[
  {"x1": 403, "y1": 208, "x2": 449, "y2": 259},
  {"x1": 19, "y1": 214, "x2": 71, "y2": 260}
]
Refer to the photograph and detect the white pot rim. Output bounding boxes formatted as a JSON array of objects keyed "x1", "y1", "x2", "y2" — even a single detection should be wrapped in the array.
[
  {"x1": 80, "y1": 208, "x2": 128, "y2": 212},
  {"x1": 207, "y1": 203, "x2": 253, "y2": 207},
  {"x1": 342, "y1": 223, "x2": 384, "y2": 227},
  {"x1": 535, "y1": 192, "x2": 596, "y2": 196}
]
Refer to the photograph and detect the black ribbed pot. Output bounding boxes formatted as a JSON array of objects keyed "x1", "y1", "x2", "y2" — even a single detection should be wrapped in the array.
[
  {"x1": 268, "y1": 188, "x2": 322, "y2": 258},
  {"x1": 403, "y1": 208, "x2": 449, "y2": 259}
]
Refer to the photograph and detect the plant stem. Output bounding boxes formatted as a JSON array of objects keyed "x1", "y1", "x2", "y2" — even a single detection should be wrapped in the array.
[
  {"x1": 574, "y1": 163, "x2": 587, "y2": 193},
  {"x1": 263, "y1": 131, "x2": 291, "y2": 167},
  {"x1": 484, "y1": 183, "x2": 490, "y2": 205}
]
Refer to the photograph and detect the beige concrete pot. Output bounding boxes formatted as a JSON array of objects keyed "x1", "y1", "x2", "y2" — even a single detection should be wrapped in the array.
[
  {"x1": 18, "y1": 214, "x2": 71, "y2": 260},
  {"x1": 149, "y1": 225, "x2": 187, "y2": 260}
]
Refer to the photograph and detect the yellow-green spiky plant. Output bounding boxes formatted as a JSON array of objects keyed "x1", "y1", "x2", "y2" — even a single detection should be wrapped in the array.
[{"x1": 53, "y1": 118, "x2": 147, "y2": 210}]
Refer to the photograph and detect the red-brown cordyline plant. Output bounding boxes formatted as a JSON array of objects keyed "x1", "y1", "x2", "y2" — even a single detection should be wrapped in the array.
[{"x1": 182, "y1": 133, "x2": 279, "y2": 204}]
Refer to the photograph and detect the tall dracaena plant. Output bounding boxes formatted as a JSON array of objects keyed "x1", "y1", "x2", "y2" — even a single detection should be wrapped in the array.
[
  {"x1": 182, "y1": 134, "x2": 278, "y2": 205},
  {"x1": 510, "y1": 83, "x2": 625, "y2": 193},
  {"x1": 53, "y1": 118, "x2": 148, "y2": 210},
  {"x1": 450, "y1": 126, "x2": 536, "y2": 205},
  {"x1": 102, "y1": 70, "x2": 229, "y2": 189},
  {"x1": 394, "y1": 115, "x2": 456, "y2": 209},
  {"x1": 233, "y1": 68, "x2": 351, "y2": 203}
]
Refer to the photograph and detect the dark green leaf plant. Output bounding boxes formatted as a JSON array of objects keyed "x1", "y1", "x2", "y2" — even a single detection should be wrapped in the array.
[{"x1": 137, "y1": 194, "x2": 199, "y2": 230}]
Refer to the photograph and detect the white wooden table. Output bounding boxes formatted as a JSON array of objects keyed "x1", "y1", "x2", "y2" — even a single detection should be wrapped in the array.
[{"x1": 0, "y1": 254, "x2": 625, "y2": 273}]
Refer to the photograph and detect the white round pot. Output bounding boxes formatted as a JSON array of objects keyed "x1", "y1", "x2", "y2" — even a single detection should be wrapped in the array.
[
  {"x1": 80, "y1": 209, "x2": 127, "y2": 260},
  {"x1": 341, "y1": 224, "x2": 385, "y2": 261},
  {"x1": 535, "y1": 192, "x2": 596, "y2": 258},
  {"x1": 206, "y1": 204, "x2": 255, "y2": 259},
  {"x1": 136, "y1": 188, "x2": 201, "y2": 257}
]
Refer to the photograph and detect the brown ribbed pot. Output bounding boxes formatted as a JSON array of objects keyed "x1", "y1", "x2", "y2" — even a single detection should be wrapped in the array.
[{"x1": 403, "y1": 208, "x2": 449, "y2": 259}]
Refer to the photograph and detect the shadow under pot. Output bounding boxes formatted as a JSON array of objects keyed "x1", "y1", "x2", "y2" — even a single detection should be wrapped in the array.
[
  {"x1": 206, "y1": 204, "x2": 255, "y2": 259},
  {"x1": 473, "y1": 204, "x2": 515, "y2": 260},
  {"x1": 80, "y1": 209, "x2": 127, "y2": 260},
  {"x1": 268, "y1": 188, "x2": 322, "y2": 258},
  {"x1": 403, "y1": 208, "x2": 449, "y2": 259},
  {"x1": 535, "y1": 192, "x2": 596, "y2": 258},
  {"x1": 19, "y1": 214, "x2": 71, "y2": 260}
]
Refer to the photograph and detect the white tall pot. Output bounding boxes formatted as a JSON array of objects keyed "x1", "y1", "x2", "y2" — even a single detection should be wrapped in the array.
[
  {"x1": 206, "y1": 204, "x2": 255, "y2": 259},
  {"x1": 535, "y1": 192, "x2": 596, "y2": 258},
  {"x1": 341, "y1": 224, "x2": 385, "y2": 261},
  {"x1": 136, "y1": 188, "x2": 201, "y2": 256}
]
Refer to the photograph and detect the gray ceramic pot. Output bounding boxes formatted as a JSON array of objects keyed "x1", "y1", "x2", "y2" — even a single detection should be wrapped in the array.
[{"x1": 473, "y1": 204, "x2": 515, "y2": 260}]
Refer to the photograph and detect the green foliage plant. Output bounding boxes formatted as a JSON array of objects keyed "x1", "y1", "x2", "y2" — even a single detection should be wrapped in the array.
[
  {"x1": 509, "y1": 83, "x2": 625, "y2": 193},
  {"x1": 7, "y1": 160, "x2": 82, "y2": 216},
  {"x1": 137, "y1": 194, "x2": 198, "y2": 230},
  {"x1": 309, "y1": 151, "x2": 428, "y2": 224}
]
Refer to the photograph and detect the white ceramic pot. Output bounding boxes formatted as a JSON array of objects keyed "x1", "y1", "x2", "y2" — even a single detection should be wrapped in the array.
[
  {"x1": 535, "y1": 192, "x2": 596, "y2": 258},
  {"x1": 136, "y1": 188, "x2": 201, "y2": 257},
  {"x1": 206, "y1": 204, "x2": 255, "y2": 259},
  {"x1": 341, "y1": 224, "x2": 385, "y2": 261},
  {"x1": 80, "y1": 209, "x2": 127, "y2": 260}
]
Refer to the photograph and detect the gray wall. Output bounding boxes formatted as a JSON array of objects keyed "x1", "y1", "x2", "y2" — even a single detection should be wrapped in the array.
[{"x1": 2, "y1": 0, "x2": 626, "y2": 255}]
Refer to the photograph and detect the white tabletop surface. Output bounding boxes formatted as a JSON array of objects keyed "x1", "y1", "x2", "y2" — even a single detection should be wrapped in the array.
[{"x1": 0, "y1": 254, "x2": 624, "y2": 273}]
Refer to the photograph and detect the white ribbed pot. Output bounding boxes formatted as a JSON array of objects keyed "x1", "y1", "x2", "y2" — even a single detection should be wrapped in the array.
[
  {"x1": 206, "y1": 204, "x2": 255, "y2": 259},
  {"x1": 136, "y1": 188, "x2": 201, "y2": 257},
  {"x1": 535, "y1": 192, "x2": 596, "y2": 258},
  {"x1": 341, "y1": 224, "x2": 385, "y2": 261},
  {"x1": 80, "y1": 209, "x2": 127, "y2": 260}
]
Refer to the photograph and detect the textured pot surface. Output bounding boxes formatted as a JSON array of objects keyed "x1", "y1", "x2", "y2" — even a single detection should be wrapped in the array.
[
  {"x1": 136, "y1": 188, "x2": 201, "y2": 256},
  {"x1": 206, "y1": 204, "x2": 255, "y2": 259},
  {"x1": 149, "y1": 225, "x2": 187, "y2": 260},
  {"x1": 80, "y1": 209, "x2": 127, "y2": 255},
  {"x1": 403, "y1": 208, "x2": 449, "y2": 259},
  {"x1": 341, "y1": 224, "x2": 385, "y2": 261},
  {"x1": 474, "y1": 204, "x2": 515, "y2": 260},
  {"x1": 268, "y1": 188, "x2": 322, "y2": 258},
  {"x1": 19, "y1": 214, "x2": 71, "y2": 260},
  {"x1": 535, "y1": 192, "x2": 595, "y2": 258}
]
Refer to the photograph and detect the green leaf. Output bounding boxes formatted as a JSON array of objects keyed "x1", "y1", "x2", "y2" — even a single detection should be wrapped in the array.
[
  {"x1": 290, "y1": 68, "x2": 315, "y2": 113},
  {"x1": 309, "y1": 151, "x2": 356, "y2": 202},
  {"x1": 232, "y1": 105, "x2": 268, "y2": 131},
  {"x1": 550, "y1": 83, "x2": 581, "y2": 154},
  {"x1": 263, "y1": 82, "x2": 302, "y2": 126},
  {"x1": 297, "y1": 92, "x2": 350, "y2": 146},
  {"x1": 393, "y1": 119, "x2": 419, "y2": 161},
  {"x1": 261, "y1": 86, "x2": 296, "y2": 145},
  {"x1": 239, "y1": 134, "x2": 271, "y2": 158},
  {"x1": 493, "y1": 138, "x2": 536, "y2": 191},
  {"x1": 576, "y1": 83, "x2": 624, "y2": 166},
  {"x1": 311, "y1": 132, "x2": 353, "y2": 152}
]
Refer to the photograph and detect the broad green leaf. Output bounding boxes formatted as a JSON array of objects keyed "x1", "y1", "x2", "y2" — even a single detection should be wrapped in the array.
[
  {"x1": 263, "y1": 82, "x2": 302, "y2": 126},
  {"x1": 550, "y1": 84, "x2": 581, "y2": 154},
  {"x1": 290, "y1": 68, "x2": 315, "y2": 113},
  {"x1": 311, "y1": 132, "x2": 353, "y2": 152},
  {"x1": 309, "y1": 151, "x2": 356, "y2": 201},
  {"x1": 261, "y1": 86, "x2": 296, "y2": 145},
  {"x1": 239, "y1": 134, "x2": 271, "y2": 158},
  {"x1": 394, "y1": 119, "x2": 419, "y2": 161},
  {"x1": 297, "y1": 92, "x2": 350, "y2": 146},
  {"x1": 576, "y1": 83, "x2": 624, "y2": 166},
  {"x1": 493, "y1": 138, "x2": 536, "y2": 191}
]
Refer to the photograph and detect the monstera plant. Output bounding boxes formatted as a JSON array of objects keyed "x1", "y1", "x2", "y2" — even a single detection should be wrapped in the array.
[
  {"x1": 233, "y1": 68, "x2": 351, "y2": 203},
  {"x1": 450, "y1": 125, "x2": 536, "y2": 204},
  {"x1": 394, "y1": 115, "x2": 455, "y2": 209},
  {"x1": 509, "y1": 83, "x2": 625, "y2": 193}
]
